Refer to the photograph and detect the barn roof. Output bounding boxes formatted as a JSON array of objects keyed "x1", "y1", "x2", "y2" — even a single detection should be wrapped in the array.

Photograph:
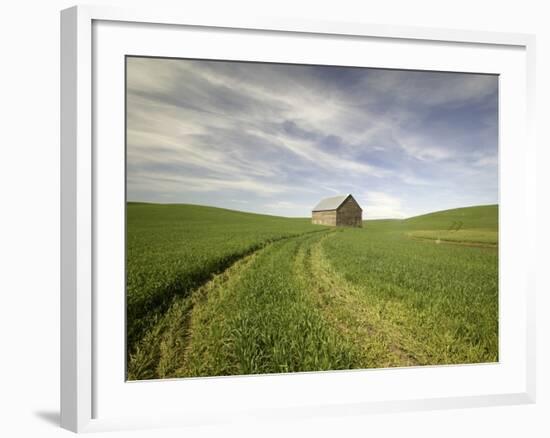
[{"x1": 312, "y1": 194, "x2": 356, "y2": 212}]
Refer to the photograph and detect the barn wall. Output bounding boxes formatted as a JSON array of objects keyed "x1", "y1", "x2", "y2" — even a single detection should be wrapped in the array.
[
  {"x1": 312, "y1": 210, "x2": 337, "y2": 226},
  {"x1": 337, "y1": 197, "x2": 363, "y2": 227}
]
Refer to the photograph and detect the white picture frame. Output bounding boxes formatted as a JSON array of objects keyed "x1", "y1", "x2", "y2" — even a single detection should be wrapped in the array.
[{"x1": 60, "y1": 4, "x2": 536, "y2": 433}]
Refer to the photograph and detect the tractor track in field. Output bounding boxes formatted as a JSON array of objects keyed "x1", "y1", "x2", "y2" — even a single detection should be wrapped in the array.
[
  {"x1": 127, "y1": 228, "x2": 334, "y2": 358},
  {"x1": 128, "y1": 227, "x2": 423, "y2": 380},
  {"x1": 127, "y1": 228, "x2": 330, "y2": 380},
  {"x1": 408, "y1": 234, "x2": 498, "y2": 249},
  {"x1": 295, "y1": 232, "x2": 420, "y2": 368}
]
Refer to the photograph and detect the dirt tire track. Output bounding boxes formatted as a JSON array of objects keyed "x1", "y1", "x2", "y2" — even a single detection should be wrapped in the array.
[
  {"x1": 128, "y1": 230, "x2": 330, "y2": 380},
  {"x1": 129, "y1": 228, "x2": 423, "y2": 380},
  {"x1": 295, "y1": 232, "x2": 421, "y2": 368}
]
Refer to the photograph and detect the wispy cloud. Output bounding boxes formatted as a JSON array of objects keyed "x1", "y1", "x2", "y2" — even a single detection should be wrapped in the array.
[{"x1": 126, "y1": 57, "x2": 498, "y2": 218}]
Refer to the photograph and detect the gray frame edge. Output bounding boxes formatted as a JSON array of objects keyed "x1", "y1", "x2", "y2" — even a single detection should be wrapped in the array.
[
  {"x1": 60, "y1": 6, "x2": 78, "y2": 432},
  {"x1": 61, "y1": 5, "x2": 93, "y2": 433},
  {"x1": 524, "y1": 33, "x2": 537, "y2": 405}
]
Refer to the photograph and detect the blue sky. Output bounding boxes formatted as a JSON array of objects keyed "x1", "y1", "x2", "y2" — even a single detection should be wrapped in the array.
[{"x1": 126, "y1": 57, "x2": 498, "y2": 219}]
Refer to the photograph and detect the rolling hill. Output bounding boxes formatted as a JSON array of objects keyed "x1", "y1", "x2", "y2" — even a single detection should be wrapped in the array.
[{"x1": 126, "y1": 202, "x2": 499, "y2": 380}]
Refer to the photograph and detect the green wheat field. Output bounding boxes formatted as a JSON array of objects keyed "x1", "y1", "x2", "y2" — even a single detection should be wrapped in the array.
[{"x1": 126, "y1": 203, "x2": 498, "y2": 380}]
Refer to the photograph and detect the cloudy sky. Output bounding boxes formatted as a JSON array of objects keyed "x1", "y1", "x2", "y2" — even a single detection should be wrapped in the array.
[{"x1": 126, "y1": 57, "x2": 498, "y2": 219}]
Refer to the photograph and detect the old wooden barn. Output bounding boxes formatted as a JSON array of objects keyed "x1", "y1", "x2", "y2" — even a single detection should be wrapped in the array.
[{"x1": 311, "y1": 194, "x2": 363, "y2": 227}]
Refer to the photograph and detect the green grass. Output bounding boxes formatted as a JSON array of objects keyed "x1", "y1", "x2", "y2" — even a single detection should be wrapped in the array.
[
  {"x1": 127, "y1": 203, "x2": 499, "y2": 380},
  {"x1": 178, "y1": 233, "x2": 358, "y2": 377},
  {"x1": 322, "y1": 229, "x2": 498, "y2": 365},
  {"x1": 399, "y1": 204, "x2": 498, "y2": 231},
  {"x1": 126, "y1": 202, "x2": 325, "y2": 358},
  {"x1": 401, "y1": 205, "x2": 498, "y2": 246},
  {"x1": 409, "y1": 229, "x2": 498, "y2": 245}
]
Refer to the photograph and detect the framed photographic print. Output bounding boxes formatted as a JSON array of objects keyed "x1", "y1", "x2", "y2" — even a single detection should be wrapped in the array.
[{"x1": 61, "y1": 5, "x2": 536, "y2": 433}]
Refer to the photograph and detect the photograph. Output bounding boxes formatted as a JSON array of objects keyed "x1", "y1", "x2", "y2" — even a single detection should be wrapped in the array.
[{"x1": 125, "y1": 56, "x2": 499, "y2": 381}]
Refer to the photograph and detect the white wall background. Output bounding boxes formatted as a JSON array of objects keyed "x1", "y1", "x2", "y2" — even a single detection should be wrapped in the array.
[{"x1": 0, "y1": 0, "x2": 547, "y2": 437}]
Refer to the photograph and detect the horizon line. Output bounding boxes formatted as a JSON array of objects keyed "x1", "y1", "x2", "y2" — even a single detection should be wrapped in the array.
[{"x1": 126, "y1": 200, "x2": 499, "y2": 221}]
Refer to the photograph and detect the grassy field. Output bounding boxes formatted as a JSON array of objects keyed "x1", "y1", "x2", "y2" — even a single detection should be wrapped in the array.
[
  {"x1": 126, "y1": 203, "x2": 498, "y2": 380},
  {"x1": 126, "y1": 203, "x2": 324, "y2": 355}
]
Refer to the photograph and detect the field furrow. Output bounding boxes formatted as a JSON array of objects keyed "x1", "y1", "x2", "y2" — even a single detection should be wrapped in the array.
[
  {"x1": 127, "y1": 243, "x2": 265, "y2": 380},
  {"x1": 295, "y1": 232, "x2": 422, "y2": 368},
  {"x1": 173, "y1": 232, "x2": 358, "y2": 377},
  {"x1": 322, "y1": 227, "x2": 498, "y2": 365}
]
